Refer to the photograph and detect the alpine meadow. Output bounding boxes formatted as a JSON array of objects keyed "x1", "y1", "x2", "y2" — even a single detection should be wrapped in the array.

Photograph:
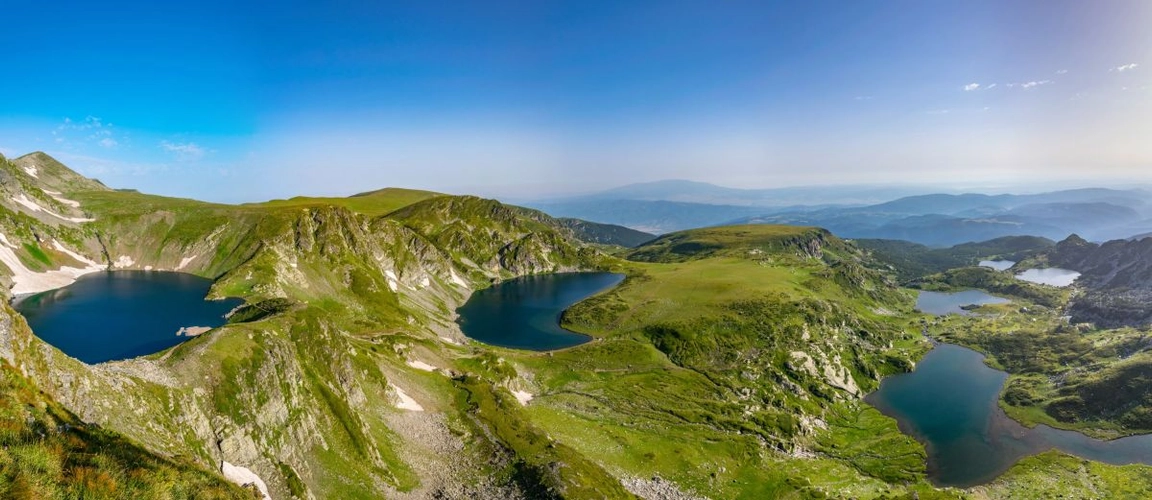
[{"x1": 2, "y1": 2, "x2": 1152, "y2": 499}]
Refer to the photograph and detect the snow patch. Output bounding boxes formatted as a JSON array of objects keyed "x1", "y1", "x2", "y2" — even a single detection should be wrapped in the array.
[
  {"x1": 113, "y1": 255, "x2": 135, "y2": 268},
  {"x1": 176, "y1": 255, "x2": 198, "y2": 271},
  {"x1": 406, "y1": 359, "x2": 437, "y2": 372},
  {"x1": 419, "y1": 276, "x2": 430, "y2": 288},
  {"x1": 385, "y1": 269, "x2": 400, "y2": 292},
  {"x1": 449, "y1": 268, "x2": 468, "y2": 287},
  {"x1": 48, "y1": 194, "x2": 81, "y2": 208},
  {"x1": 391, "y1": 383, "x2": 424, "y2": 411},
  {"x1": 12, "y1": 194, "x2": 94, "y2": 223},
  {"x1": 512, "y1": 389, "x2": 534, "y2": 405},
  {"x1": 220, "y1": 461, "x2": 271, "y2": 500},
  {"x1": 0, "y1": 235, "x2": 103, "y2": 295},
  {"x1": 23, "y1": 165, "x2": 38, "y2": 178},
  {"x1": 50, "y1": 241, "x2": 100, "y2": 267}
]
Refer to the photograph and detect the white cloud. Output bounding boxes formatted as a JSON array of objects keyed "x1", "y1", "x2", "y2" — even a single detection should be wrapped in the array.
[
  {"x1": 1114, "y1": 63, "x2": 1139, "y2": 72},
  {"x1": 854, "y1": 95, "x2": 874, "y2": 101},
  {"x1": 1007, "y1": 80, "x2": 1052, "y2": 89},
  {"x1": 986, "y1": 83, "x2": 997, "y2": 89},
  {"x1": 159, "y1": 140, "x2": 207, "y2": 161},
  {"x1": 963, "y1": 83, "x2": 982, "y2": 91},
  {"x1": 53, "y1": 116, "x2": 119, "y2": 149},
  {"x1": 1056, "y1": 69, "x2": 1068, "y2": 75}
]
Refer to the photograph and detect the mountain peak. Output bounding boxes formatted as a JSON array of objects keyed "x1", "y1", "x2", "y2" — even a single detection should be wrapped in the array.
[{"x1": 10, "y1": 151, "x2": 108, "y2": 192}]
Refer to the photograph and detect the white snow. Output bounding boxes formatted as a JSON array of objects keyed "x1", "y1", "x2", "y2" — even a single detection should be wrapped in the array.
[
  {"x1": 390, "y1": 383, "x2": 424, "y2": 411},
  {"x1": 419, "y1": 276, "x2": 430, "y2": 288},
  {"x1": 51, "y1": 240, "x2": 100, "y2": 267},
  {"x1": 385, "y1": 269, "x2": 399, "y2": 292},
  {"x1": 23, "y1": 165, "x2": 38, "y2": 178},
  {"x1": 220, "y1": 461, "x2": 272, "y2": 500},
  {"x1": 41, "y1": 189, "x2": 82, "y2": 208},
  {"x1": 0, "y1": 235, "x2": 103, "y2": 295},
  {"x1": 12, "y1": 194, "x2": 94, "y2": 223},
  {"x1": 406, "y1": 359, "x2": 437, "y2": 372},
  {"x1": 439, "y1": 336, "x2": 461, "y2": 346},
  {"x1": 113, "y1": 255, "x2": 135, "y2": 268},
  {"x1": 176, "y1": 255, "x2": 198, "y2": 271},
  {"x1": 49, "y1": 195, "x2": 81, "y2": 208},
  {"x1": 449, "y1": 269, "x2": 468, "y2": 287},
  {"x1": 512, "y1": 389, "x2": 534, "y2": 405}
]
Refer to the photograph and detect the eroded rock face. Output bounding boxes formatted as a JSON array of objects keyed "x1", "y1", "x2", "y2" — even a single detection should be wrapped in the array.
[
  {"x1": 0, "y1": 189, "x2": 602, "y2": 499},
  {"x1": 1048, "y1": 235, "x2": 1152, "y2": 327}
]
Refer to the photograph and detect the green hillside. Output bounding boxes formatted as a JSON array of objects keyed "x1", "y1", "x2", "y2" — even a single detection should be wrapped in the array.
[
  {"x1": 246, "y1": 187, "x2": 444, "y2": 217},
  {"x1": 1, "y1": 153, "x2": 1151, "y2": 498},
  {"x1": 0, "y1": 307, "x2": 254, "y2": 499}
]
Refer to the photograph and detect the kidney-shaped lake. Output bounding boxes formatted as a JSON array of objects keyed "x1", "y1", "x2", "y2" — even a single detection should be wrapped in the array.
[
  {"x1": 456, "y1": 272, "x2": 624, "y2": 351},
  {"x1": 14, "y1": 271, "x2": 243, "y2": 364}
]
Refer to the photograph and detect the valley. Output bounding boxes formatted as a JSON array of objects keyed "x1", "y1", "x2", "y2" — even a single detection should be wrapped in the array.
[{"x1": 1, "y1": 152, "x2": 1151, "y2": 499}]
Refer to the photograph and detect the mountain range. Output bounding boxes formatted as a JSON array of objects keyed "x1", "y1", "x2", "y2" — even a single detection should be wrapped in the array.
[
  {"x1": 2, "y1": 152, "x2": 1152, "y2": 499},
  {"x1": 526, "y1": 181, "x2": 1152, "y2": 246}
]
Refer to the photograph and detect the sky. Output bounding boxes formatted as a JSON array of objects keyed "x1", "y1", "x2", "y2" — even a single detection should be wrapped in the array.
[{"x1": 1, "y1": 0, "x2": 1150, "y2": 202}]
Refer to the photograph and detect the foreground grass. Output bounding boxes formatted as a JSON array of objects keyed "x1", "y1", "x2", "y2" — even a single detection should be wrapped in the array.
[{"x1": 0, "y1": 362, "x2": 255, "y2": 500}]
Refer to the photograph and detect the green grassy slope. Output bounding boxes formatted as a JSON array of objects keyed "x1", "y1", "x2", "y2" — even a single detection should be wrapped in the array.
[
  {"x1": 245, "y1": 187, "x2": 444, "y2": 217},
  {"x1": 0, "y1": 306, "x2": 254, "y2": 500},
  {"x1": 501, "y1": 226, "x2": 947, "y2": 498},
  {"x1": 857, "y1": 236, "x2": 1055, "y2": 281},
  {"x1": 2, "y1": 153, "x2": 1151, "y2": 498}
]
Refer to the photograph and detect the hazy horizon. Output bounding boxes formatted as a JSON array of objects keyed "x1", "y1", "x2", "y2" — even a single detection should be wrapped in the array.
[{"x1": 2, "y1": 1, "x2": 1150, "y2": 203}]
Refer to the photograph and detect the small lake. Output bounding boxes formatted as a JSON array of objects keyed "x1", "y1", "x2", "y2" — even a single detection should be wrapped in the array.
[
  {"x1": 456, "y1": 272, "x2": 624, "y2": 351},
  {"x1": 867, "y1": 344, "x2": 1152, "y2": 487},
  {"x1": 978, "y1": 260, "x2": 1015, "y2": 271},
  {"x1": 915, "y1": 290, "x2": 1010, "y2": 316},
  {"x1": 14, "y1": 271, "x2": 242, "y2": 364},
  {"x1": 1016, "y1": 268, "x2": 1080, "y2": 287}
]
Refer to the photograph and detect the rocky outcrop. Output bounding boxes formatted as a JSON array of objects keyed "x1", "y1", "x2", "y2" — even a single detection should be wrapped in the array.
[{"x1": 1047, "y1": 235, "x2": 1152, "y2": 327}]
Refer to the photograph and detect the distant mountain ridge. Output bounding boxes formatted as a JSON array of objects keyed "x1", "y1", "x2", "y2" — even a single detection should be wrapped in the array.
[
  {"x1": 570, "y1": 179, "x2": 925, "y2": 207},
  {"x1": 528, "y1": 180, "x2": 1152, "y2": 246}
]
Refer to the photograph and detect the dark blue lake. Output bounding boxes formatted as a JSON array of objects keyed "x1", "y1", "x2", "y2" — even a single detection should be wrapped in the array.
[
  {"x1": 14, "y1": 271, "x2": 242, "y2": 364},
  {"x1": 455, "y1": 272, "x2": 624, "y2": 350},
  {"x1": 867, "y1": 344, "x2": 1152, "y2": 487},
  {"x1": 915, "y1": 290, "x2": 1009, "y2": 316}
]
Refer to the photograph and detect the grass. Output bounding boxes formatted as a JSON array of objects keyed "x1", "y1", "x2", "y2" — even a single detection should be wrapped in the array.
[
  {"x1": 8, "y1": 152, "x2": 1152, "y2": 498},
  {"x1": 929, "y1": 300, "x2": 1152, "y2": 438},
  {"x1": 0, "y1": 362, "x2": 256, "y2": 499},
  {"x1": 498, "y1": 227, "x2": 948, "y2": 497},
  {"x1": 244, "y1": 187, "x2": 443, "y2": 217}
]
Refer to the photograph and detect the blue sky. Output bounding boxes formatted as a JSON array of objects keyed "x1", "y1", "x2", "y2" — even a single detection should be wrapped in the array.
[{"x1": 1, "y1": 0, "x2": 1149, "y2": 202}]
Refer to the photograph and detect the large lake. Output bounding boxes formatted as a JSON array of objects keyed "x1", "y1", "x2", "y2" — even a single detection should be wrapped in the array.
[
  {"x1": 14, "y1": 271, "x2": 242, "y2": 364},
  {"x1": 1016, "y1": 267, "x2": 1080, "y2": 287},
  {"x1": 867, "y1": 344, "x2": 1152, "y2": 487},
  {"x1": 456, "y1": 272, "x2": 624, "y2": 350},
  {"x1": 915, "y1": 290, "x2": 1010, "y2": 316},
  {"x1": 978, "y1": 260, "x2": 1015, "y2": 271}
]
